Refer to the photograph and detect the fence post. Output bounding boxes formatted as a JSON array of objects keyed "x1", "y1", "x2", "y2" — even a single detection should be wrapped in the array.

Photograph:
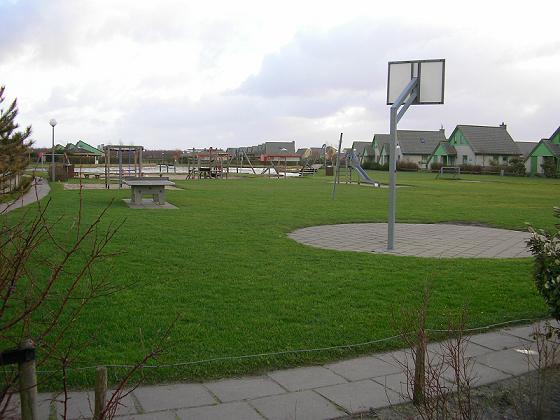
[
  {"x1": 19, "y1": 339, "x2": 38, "y2": 420},
  {"x1": 413, "y1": 328, "x2": 426, "y2": 405},
  {"x1": 94, "y1": 366, "x2": 107, "y2": 420}
]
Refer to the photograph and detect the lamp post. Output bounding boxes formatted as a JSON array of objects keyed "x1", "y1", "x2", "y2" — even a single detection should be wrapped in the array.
[
  {"x1": 49, "y1": 119, "x2": 57, "y2": 182},
  {"x1": 280, "y1": 147, "x2": 288, "y2": 178}
]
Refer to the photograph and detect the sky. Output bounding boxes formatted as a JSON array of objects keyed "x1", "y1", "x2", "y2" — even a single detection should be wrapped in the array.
[{"x1": 1, "y1": 0, "x2": 559, "y2": 150}]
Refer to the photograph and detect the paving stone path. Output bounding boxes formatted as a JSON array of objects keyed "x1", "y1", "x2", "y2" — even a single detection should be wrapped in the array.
[
  {"x1": 17, "y1": 320, "x2": 557, "y2": 419},
  {"x1": 289, "y1": 223, "x2": 532, "y2": 258},
  {"x1": 0, "y1": 177, "x2": 50, "y2": 214}
]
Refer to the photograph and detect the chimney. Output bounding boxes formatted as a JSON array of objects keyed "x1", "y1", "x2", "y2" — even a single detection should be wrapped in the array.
[
  {"x1": 500, "y1": 122, "x2": 507, "y2": 130},
  {"x1": 439, "y1": 124, "x2": 445, "y2": 135}
]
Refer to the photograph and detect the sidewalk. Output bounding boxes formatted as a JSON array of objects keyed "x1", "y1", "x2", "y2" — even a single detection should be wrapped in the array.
[
  {"x1": 0, "y1": 177, "x2": 50, "y2": 214},
  {"x1": 23, "y1": 319, "x2": 557, "y2": 419}
]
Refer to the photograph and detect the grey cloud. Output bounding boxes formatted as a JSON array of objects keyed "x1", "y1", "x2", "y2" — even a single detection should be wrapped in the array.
[{"x1": 236, "y1": 19, "x2": 441, "y2": 97}]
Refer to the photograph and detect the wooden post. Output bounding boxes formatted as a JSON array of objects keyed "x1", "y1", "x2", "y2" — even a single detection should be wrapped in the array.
[
  {"x1": 413, "y1": 328, "x2": 426, "y2": 406},
  {"x1": 94, "y1": 366, "x2": 107, "y2": 420},
  {"x1": 19, "y1": 339, "x2": 38, "y2": 420}
]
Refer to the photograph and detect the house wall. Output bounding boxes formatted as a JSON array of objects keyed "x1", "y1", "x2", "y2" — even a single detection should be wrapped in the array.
[
  {"x1": 400, "y1": 154, "x2": 425, "y2": 166},
  {"x1": 448, "y1": 130, "x2": 476, "y2": 165}
]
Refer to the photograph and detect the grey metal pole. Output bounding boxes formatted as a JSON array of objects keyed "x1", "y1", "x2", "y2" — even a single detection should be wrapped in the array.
[
  {"x1": 331, "y1": 132, "x2": 343, "y2": 200},
  {"x1": 51, "y1": 126, "x2": 55, "y2": 182},
  {"x1": 387, "y1": 108, "x2": 398, "y2": 250},
  {"x1": 387, "y1": 77, "x2": 418, "y2": 251}
]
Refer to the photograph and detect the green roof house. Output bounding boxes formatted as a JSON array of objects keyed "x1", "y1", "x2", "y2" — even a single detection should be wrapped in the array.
[
  {"x1": 438, "y1": 123, "x2": 521, "y2": 167},
  {"x1": 65, "y1": 140, "x2": 103, "y2": 156},
  {"x1": 525, "y1": 126, "x2": 560, "y2": 176}
]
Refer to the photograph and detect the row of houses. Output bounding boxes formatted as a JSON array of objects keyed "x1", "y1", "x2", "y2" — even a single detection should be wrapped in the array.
[{"x1": 348, "y1": 123, "x2": 559, "y2": 176}]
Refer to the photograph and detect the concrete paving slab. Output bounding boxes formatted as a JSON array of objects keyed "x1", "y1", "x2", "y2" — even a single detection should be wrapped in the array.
[
  {"x1": 288, "y1": 223, "x2": 531, "y2": 258},
  {"x1": 370, "y1": 372, "x2": 411, "y2": 399},
  {"x1": 176, "y1": 401, "x2": 262, "y2": 420},
  {"x1": 6, "y1": 392, "x2": 54, "y2": 420},
  {"x1": 315, "y1": 379, "x2": 401, "y2": 414},
  {"x1": 250, "y1": 390, "x2": 345, "y2": 420},
  {"x1": 326, "y1": 356, "x2": 402, "y2": 381},
  {"x1": 51, "y1": 390, "x2": 137, "y2": 419},
  {"x1": 133, "y1": 383, "x2": 216, "y2": 412},
  {"x1": 123, "y1": 199, "x2": 178, "y2": 209},
  {"x1": 465, "y1": 362, "x2": 513, "y2": 386},
  {"x1": 267, "y1": 366, "x2": 346, "y2": 392},
  {"x1": 121, "y1": 411, "x2": 178, "y2": 419},
  {"x1": 205, "y1": 377, "x2": 285, "y2": 403},
  {"x1": 474, "y1": 349, "x2": 531, "y2": 376},
  {"x1": 468, "y1": 331, "x2": 531, "y2": 351}
]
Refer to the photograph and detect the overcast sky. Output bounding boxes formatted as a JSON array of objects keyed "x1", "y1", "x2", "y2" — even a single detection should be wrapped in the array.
[{"x1": 1, "y1": 0, "x2": 559, "y2": 150}]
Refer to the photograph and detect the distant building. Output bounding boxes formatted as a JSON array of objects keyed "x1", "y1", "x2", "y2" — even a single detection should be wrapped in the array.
[
  {"x1": 351, "y1": 141, "x2": 375, "y2": 166},
  {"x1": 435, "y1": 123, "x2": 521, "y2": 167},
  {"x1": 378, "y1": 129, "x2": 446, "y2": 168},
  {"x1": 525, "y1": 126, "x2": 560, "y2": 176}
]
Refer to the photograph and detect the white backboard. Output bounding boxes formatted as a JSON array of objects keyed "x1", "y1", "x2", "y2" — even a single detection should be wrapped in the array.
[{"x1": 387, "y1": 59, "x2": 445, "y2": 105}]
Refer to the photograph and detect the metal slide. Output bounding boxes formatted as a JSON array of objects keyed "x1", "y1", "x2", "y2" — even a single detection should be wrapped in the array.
[{"x1": 346, "y1": 151, "x2": 380, "y2": 187}]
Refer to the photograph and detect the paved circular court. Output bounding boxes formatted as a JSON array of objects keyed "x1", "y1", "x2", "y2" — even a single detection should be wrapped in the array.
[{"x1": 288, "y1": 223, "x2": 532, "y2": 258}]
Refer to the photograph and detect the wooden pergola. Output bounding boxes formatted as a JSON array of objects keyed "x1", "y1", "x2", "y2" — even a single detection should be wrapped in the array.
[{"x1": 103, "y1": 145, "x2": 144, "y2": 189}]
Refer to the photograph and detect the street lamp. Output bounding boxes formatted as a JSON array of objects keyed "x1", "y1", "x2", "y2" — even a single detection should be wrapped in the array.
[
  {"x1": 280, "y1": 147, "x2": 288, "y2": 178},
  {"x1": 49, "y1": 119, "x2": 57, "y2": 182}
]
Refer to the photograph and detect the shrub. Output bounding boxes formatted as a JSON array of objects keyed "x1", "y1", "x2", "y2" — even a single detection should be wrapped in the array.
[
  {"x1": 542, "y1": 160, "x2": 559, "y2": 178},
  {"x1": 397, "y1": 161, "x2": 419, "y2": 171},
  {"x1": 507, "y1": 157, "x2": 527, "y2": 176},
  {"x1": 430, "y1": 162, "x2": 442, "y2": 171},
  {"x1": 366, "y1": 162, "x2": 388, "y2": 171},
  {"x1": 459, "y1": 164, "x2": 482, "y2": 174},
  {"x1": 527, "y1": 207, "x2": 560, "y2": 321}
]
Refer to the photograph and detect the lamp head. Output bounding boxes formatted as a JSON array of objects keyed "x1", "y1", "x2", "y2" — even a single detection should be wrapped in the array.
[{"x1": 49, "y1": 119, "x2": 57, "y2": 127}]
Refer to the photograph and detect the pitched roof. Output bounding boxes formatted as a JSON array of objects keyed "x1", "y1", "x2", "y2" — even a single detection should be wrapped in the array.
[
  {"x1": 263, "y1": 141, "x2": 295, "y2": 154},
  {"x1": 544, "y1": 140, "x2": 560, "y2": 157},
  {"x1": 351, "y1": 141, "x2": 371, "y2": 156},
  {"x1": 456, "y1": 125, "x2": 519, "y2": 155},
  {"x1": 549, "y1": 126, "x2": 560, "y2": 141},
  {"x1": 515, "y1": 141, "x2": 538, "y2": 158},
  {"x1": 377, "y1": 130, "x2": 447, "y2": 155},
  {"x1": 440, "y1": 141, "x2": 457, "y2": 155}
]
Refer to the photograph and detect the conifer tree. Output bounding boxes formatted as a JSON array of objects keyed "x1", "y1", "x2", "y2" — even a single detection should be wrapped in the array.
[{"x1": 0, "y1": 85, "x2": 33, "y2": 175}]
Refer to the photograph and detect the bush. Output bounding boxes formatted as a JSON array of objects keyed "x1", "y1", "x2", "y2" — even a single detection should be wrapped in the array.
[
  {"x1": 507, "y1": 157, "x2": 527, "y2": 176},
  {"x1": 397, "y1": 160, "x2": 419, "y2": 171},
  {"x1": 459, "y1": 164, "x2": 482, "y2": 174},
  {"x1": 542, "y1": 160, "x2": 559, "y2": 178},
  {"x1": 430, "y1": 162, "x2": 442, "y2": 171},
  {"x1": 366, "y1": 161, "x2": 388, "y2": 171},
  {"x1": 527, "y1": 207, "x2": 560, "y2": 321}
]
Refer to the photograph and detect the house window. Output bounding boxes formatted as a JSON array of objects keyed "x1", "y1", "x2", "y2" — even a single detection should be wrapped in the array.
[
  {"x1": 462, "y1": 155, "x2": 468, "y2": 164},
  {"x1": 502, "y1": 156, "x2": 509, "y2": 163}
]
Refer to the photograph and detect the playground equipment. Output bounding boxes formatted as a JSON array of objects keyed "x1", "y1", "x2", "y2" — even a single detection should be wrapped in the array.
[
  {"x1": 185, "y1": 149, "x2": 230, "y2": 179},
  {"x1": 260, "y1": 151, "x2": 300, "y2": 178},
  {"x1": 346, "y1": 151, "x2": 380, "y2": 187},
  {"x1": 103, "y1": 145, "x2": 144, "y2": 189},
  {"x1": 436, "y1": 166, "x2": 461, "y2": 180},
  {"x1": 332, "y1": 133, "x2": 380, "y2": 199}
]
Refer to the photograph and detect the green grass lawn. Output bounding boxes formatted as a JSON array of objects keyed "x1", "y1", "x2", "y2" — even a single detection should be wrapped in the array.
[{"x1": 6, "y1": 171, "x2": 560, "y2": 389}]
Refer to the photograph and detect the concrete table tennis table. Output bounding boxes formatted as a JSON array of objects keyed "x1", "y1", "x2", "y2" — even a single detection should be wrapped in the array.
[{"x1": 124, "y1": 177, "x2": 176, "y2": 205}]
